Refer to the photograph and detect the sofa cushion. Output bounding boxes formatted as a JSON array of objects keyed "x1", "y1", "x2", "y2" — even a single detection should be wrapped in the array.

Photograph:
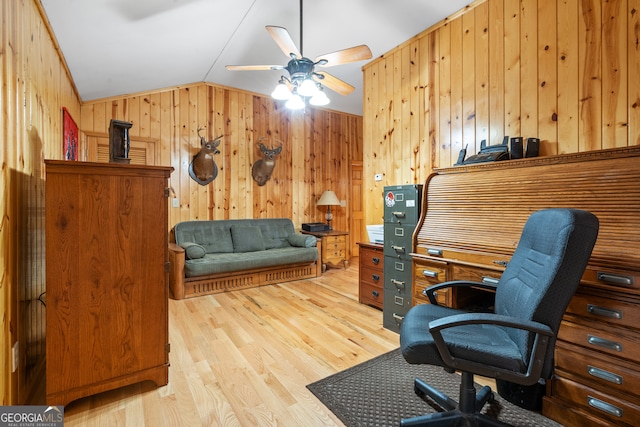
[
  {"x1": 287, "y1": 233, "x2": 316, "y2": 248},
  {"x1": 180, "y1": 242, "x2": 206, "y2": 259},
  {"x1": 174, "y1": 222, "x2": 234, "y2": 254},
  {"x1": 261, "y1": 224, "x2": 292, "y2": 249},
  {"x1": 231, "y1": 225, "x2": 266, "y2": 252},
  {"x1": 183, "y1": 247, "x2": 318, "y2": 277}
]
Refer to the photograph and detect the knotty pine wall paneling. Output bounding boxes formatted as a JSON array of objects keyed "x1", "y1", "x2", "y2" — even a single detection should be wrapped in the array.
[
  {"x1": 1, "y1": 0, "x2": 82, "y2": 405},
  {"x1": 362, "y1": 0, "x2": 640, "y2": 230},
  {"x1": 80, "y1": 84, "x2": 362, "y2": 236}
]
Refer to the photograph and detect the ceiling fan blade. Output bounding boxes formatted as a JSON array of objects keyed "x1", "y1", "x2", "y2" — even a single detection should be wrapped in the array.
[
  {"x1": 314, "y1": 71, "x2": 355, "y2": 96},
  {"x1": 225, "y1": 65, "x2": 285, "y2": 71},
  {"x1": 266, "y1": 26, "x2": 301, "y2": 58},
  {"x1": 315, "y1": 45, "x2": 372, "y2": 67}
]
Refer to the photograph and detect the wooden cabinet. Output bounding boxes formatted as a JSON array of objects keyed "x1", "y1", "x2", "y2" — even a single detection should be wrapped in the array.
[
  {"x1": 45, "y1": 160, "x2": 172, "y2": 406},
  {"x1": 302, "y1": 230, "x2": 348, "y2": 270},
  {"x1": 358, "y1": 243, "x2": 384, "y2": 309}
]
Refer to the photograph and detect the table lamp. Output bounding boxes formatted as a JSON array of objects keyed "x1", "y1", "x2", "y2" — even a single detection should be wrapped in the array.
[{"x1": 317, "y1": 190, "x2": 341, "y2": 230}]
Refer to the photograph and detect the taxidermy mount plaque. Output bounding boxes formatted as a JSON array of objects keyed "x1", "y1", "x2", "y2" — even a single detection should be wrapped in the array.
[
  {"x1": 189, "y1": 127, "x2": 223, "y2": 186},
  {"x1": 109, "y1": 119, "x2": 133, "y2": 164}
]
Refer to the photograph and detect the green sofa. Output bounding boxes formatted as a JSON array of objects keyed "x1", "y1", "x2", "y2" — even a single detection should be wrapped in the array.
[{"x1": 168, "y1": 218, "x2": 321, "y2": 299}]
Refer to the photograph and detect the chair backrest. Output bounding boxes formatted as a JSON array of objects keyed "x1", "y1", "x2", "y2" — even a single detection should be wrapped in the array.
[{"x1": 494, "y1": 208, "x2": 599, "y2": 377}]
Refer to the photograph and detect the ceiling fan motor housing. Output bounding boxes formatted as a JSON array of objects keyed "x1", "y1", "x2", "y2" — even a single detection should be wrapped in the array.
[{"x1": 286, "y1": 57, "x2": 315, "y2": 84}]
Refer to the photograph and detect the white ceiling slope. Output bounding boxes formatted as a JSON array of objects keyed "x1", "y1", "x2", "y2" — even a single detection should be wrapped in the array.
[{"x1": 41, "y1": 0, "x2": 471, "y2": 115}]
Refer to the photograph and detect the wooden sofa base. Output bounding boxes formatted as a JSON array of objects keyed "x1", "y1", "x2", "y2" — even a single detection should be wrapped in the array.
[{"x1": 168, "y1": 242, "x2": 322, "y2": 299}]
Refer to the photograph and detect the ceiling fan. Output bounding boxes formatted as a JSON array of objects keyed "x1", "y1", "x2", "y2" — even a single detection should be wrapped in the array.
[{"x1": 225, "y1": 0, "x2": 372, "y2": 108}]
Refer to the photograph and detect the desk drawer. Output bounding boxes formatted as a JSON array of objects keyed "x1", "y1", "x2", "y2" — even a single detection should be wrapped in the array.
[
  {"x1": 413, "y1": 279, "x2": 450, "y2": 306},
  {"x1": 555, "y1": 341, "x2": 640, "y2": 400},
  {"x1": 549, "y1": 376, "x2": 640, "y2": 425},
  {"x1": 451, "y1": 264, "x2": 501, "y2": 286},
  {"x1": 558, "y1": 320, "x2": 640, "y2": 363},
  {"x1": 359, "y1": 248, "x2": 383, "y2": 270},
  {"x1": 360, "y1": 266, "x2": 383, "y2": 287},
  {"x1": 359, "y1": 282, "x2": 383, "y2": 308},
  {"x1": 414, "y1": 263, "x2": 448, "y2": 285},
  {"x1": 566, "y1": 291, "x2": 640, "y2": 331}
]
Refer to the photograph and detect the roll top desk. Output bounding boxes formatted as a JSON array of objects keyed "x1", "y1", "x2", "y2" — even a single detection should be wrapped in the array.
[{"x1": 411, "y1": 146, "x2": 640, "y2": 426}]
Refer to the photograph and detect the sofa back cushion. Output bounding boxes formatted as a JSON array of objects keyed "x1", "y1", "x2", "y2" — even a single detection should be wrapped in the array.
[
  {"x1": 231, "y1": 225, "x2": 266, "y2": 252},
  {"x1": 174, "y1": 221, "x2": 234, "y2": 253},
  {"x1": 173, "y1": 218, "x2": 300, "y2": 253}
]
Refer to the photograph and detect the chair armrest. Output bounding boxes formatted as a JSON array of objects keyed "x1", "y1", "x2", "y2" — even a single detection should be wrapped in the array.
[
  {"x1": 428, "y1": 312, "x2": 554, "y2": 385},
  {"x1": 423, "y1": 280, "x2": 498, "y2": 305}
]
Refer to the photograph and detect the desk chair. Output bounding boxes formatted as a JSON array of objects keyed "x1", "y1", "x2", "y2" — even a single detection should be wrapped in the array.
[{"x1": 400, "y1": 208, "x2": 599, "y2": 426}]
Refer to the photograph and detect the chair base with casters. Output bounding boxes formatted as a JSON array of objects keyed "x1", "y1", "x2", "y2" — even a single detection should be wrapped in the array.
[
  {"x1": 399, "y1": 208, "x2": 600, "y2": 427},
  {"x1": 401, "y1": 372, "x2": 511, "y2": 427}
]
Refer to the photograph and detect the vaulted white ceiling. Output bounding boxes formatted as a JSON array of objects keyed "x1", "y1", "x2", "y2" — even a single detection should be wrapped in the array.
[{"x1": 41, "y1": 0, "x2": 471, "y2": 115}]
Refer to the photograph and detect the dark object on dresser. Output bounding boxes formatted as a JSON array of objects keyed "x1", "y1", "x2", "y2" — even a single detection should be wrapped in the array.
[
  {"x1": 302, "y1": 222, "x2": 330, "y2": 232},
  {"x1": 400, "y1": 208, "x2": 599, "y2": 426},
  {"x1": 108, "y1": 119, "x2": 133, "y2": 163}
]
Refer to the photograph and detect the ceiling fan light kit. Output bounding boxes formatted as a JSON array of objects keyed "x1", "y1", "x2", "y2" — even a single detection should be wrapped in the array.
[{"x1": 226, "y1": 0, "x2": 371, "y2": 110}]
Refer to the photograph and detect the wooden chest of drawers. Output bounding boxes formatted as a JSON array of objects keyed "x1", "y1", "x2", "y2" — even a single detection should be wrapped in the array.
[
  {"x1": 303, "y1": 230, "x2": 348, "y2": 271},
  {"x1": 358, "y1": 243, "x2": 384, "y2": 309}
]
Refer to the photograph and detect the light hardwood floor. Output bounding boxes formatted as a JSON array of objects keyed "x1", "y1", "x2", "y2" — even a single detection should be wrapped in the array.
[{"x1": 62, "y1": 261, "x2": 400, "y2": 426}]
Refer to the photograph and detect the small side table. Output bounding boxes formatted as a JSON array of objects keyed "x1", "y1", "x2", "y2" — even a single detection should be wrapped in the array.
[{"x1": 302, "y1": 229, "x2": 349, "y2": 271}]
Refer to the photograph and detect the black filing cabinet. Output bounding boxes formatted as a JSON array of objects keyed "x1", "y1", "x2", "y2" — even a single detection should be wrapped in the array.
[{"x1": 382, "y1": 184, "x2": 423, "y2": 333}]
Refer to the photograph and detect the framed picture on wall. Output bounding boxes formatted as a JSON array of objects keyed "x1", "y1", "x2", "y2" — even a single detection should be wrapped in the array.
[{"x1": 62, "y1": 107, "x2": 78, "y2": 160}]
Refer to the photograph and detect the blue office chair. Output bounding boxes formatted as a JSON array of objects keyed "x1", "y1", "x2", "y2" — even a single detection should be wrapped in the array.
[{"x1": 400, "y1": 208, "x2": 599, "y2": 426}]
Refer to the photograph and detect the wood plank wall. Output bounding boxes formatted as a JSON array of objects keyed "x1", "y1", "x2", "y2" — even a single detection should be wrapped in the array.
[
  {"x1": 1, "y1": 0, "x2": 82, "y2": 405},
  {"x1": 362, "y1": 0, "x2": 640, "y2": 227},
  {"x1": 79, "y1": 85, "x2": 363, "y2": 234}
]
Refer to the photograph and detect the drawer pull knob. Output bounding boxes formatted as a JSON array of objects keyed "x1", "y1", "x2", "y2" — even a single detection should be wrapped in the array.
[
  {"x1": 587, "y1": 335, "x2": 622, "y2": 352},
  {"x1": 422, "y1": 270, "x2": 438, "y2": 278},
  {"x1": 597, "y1": 272, "x2": 633, "y2": 286},
  {"x1": 481, "y1": 276, "x2": 500, "y2": 285},
  {"x1": 587, "y1": 365, "x2": 623, "y2": 385},
  {"x1": 391, "y1": 245, "x2": 405, "y2": 253},
  {"x1": 372, "y1": 290, "x2": 379, "y2": 298},
  {"x1": 588, "y1": 396, "x2": 623, "y2": 418},
  {"x1": 372, "y1": 274, "x2": 380, "y2": 281},
  {"x1": 392, "y1": 211, "x2": 406, "y2": 218},
  {"x1": 372, "y1": 257, "x2": 380, "y2": 265},
  {"x1": 587, "y1": 304, "x2": 622, "y2": 319},
  {"x1": 392, "y1": 313, "x2": 405, "y2": 322},
  {"x1": 427, "y1": 248, "x2": 442, "y2": 256}
]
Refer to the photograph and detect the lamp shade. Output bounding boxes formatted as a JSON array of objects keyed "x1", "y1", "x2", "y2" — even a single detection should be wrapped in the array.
[{"x1": 317, "y1": 190, "x2": 340, "y2": 206}]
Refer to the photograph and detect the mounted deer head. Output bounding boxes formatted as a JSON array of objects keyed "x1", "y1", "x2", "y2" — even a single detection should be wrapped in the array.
[
  {"x1": 251, "y1": 138, "x2": 283, "y2": 186},
  {"x1": 189, "y1": 127, "x2": 223, "y2": 186}
]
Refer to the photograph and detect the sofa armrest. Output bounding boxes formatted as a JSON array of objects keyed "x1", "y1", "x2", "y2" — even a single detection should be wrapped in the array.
[{"x1": 168, "y1": 242, "x2": 186, "y2": 299}]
